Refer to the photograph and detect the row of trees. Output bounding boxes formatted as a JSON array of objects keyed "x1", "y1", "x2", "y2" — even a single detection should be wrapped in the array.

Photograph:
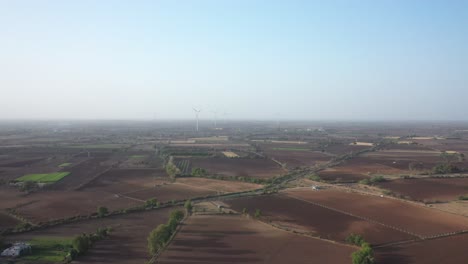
[
  {"x1": 68, "y1": 227, "x2": 111, "y2": 260},
  {"x1": 359, "y1": 175, "x2": 386, "y2": 186},
  {"x1": 147, "y1": 210, "x2": 185, "y2": 255}
]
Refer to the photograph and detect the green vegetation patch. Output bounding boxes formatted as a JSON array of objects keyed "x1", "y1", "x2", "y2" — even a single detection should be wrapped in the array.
[
  {"x1": 130, "y1": 155, "x2": 146, "y2": 159},
  {"x1": 22, "y1": 237, "x2": 73, "y2": 263},
  {"x1": 58, "y1": 163, "x2": 72, "y2": 168},
  {"x1": 272, "y1": 147, "x2": 310, "y2": 151},
  {"x1": 17, "y1": 172, "x2": 70, "y2": 183}
]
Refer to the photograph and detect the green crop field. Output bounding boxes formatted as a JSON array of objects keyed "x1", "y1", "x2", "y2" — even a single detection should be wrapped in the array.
[
  {"x1": 21, "y1": 237, "x2": 73, "y2": 263},
  {"x1": 130, "y1": 155, "x2": 147, "y2": 159},
  {"x1": 58, "y1": 162, "x2": 72, "y2": 168},
  {"x1": 272, "y1": 147, "x2": 310, "y2": 151},
  {"x1": 17, "y1": 172, "x2": 71, "y2": 183}
]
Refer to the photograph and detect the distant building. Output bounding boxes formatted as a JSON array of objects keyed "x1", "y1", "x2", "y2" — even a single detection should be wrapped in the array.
[
  {"x1": 312, "y1": 185, "x2": 322, "y2": 190},
  {"x1": 1, "y1": 242, "x2": 32, "y2": 258}
]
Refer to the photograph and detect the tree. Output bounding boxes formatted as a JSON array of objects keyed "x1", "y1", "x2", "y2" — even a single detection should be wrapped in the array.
[
  {"x1": 351, "y1": 243, "x2": 375, "y2": 264},
  {"x1": 432, "y1": 163, "x2": 460, "y2": 174},
  {"x1": 97, "y1": 206, "x2": 109, "y2": 217},
  {"x1": 184, "y1": 200, "x2": 193, "y2": 214},
  {"x1": 254, "y1": 209, "x2": 261, "y2": 218},
  {"x1": 147, "y1": 224, "x2": 171, "y2": 254},
  {"x1": 170, "y1": 210, "x2": 185, "y2": 222},
  {"x1": 440, "y1": 151, "x2": 458, "y2": 165},
  {"x1": 346, "y1": 234, "x2": 365, "y2": 246},
  {"x1": 72, "y1": 234, "x2": 90, "y2": 254},
  {"x1": 191, "y1": 167, "x2": 208, "y2": 177},
  {"x1": 145, "y1": 198, "x2": 158, "y2": 208}
]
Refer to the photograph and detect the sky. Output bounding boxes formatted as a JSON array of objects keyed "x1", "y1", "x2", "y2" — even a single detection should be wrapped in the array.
[{"x1": 1, "y1": 0, "x2": 467, "y2": 121}]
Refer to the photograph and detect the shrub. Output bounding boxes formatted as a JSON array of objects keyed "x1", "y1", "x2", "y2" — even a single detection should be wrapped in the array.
[
  {"x1": 359, "y1": 175, "x2": 386, "y2": 186},
  {"x1": 432, "y1": 164, "x2": 460, "y2": 174},
  {"x1": 346, "y1": 234, "x2": 365, "y2": 246},
  {"x1": 254, "y1": 209, "x2": 261, "y2": 218},
  {"x1": 308, "y1": 174, "x2": 322, "y2": 181},
  {"x1": 97, "y1": 206, "x2": 109, "y2": 217},
  {"x1": 351, "y1": 243, "x2": 375, "y2": 264},
  {"x1": 191, "y1": 167, "x2": 208, "y2": 177},
  {"x1": 184, "y1": 200, "x2": 193, "y2": 214},
  {"x1": 458, "y1": 195, "x2": 468, "y2": 201},
  {"x1": 145, "y1": 198, "x2": 159, "y2": 208}
]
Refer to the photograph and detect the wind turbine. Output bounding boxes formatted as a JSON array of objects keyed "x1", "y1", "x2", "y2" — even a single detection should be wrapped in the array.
[
  {"x1": 223, "y1": 111, "x2": 230, "y2": 125},
  {"x1": 192, "y1": 107, "x2": 202, "y2": 132},
  {"x1": 211, "y1": 110, "x2": 219, "y2": 128}
]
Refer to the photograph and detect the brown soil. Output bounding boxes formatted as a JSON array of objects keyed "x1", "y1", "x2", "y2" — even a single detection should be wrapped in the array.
[
  {"x1": 176, "y1": 177, "x2": 262, "y2": 193},
  {"x1": 0, "y1": 212, "x2": 21, "y2": 231},
  {"x1": 6, "y1": 208, "x2": 174, "y2": 264},
  {"x1": 377, "y1": 177, "x2": 468, "y2": 202},
  {"x1": 124, "y1": 182, "x2": 217, "y2": 202},
  {"x1": 226, "y1": 194, "x2": 414, "y2": 245},
  {"x1": 190, "y1": 157, "x2": 284, "y2": 179},
  {"x1": 158, "y1": 214, "x2": 356, "y2": 264},
  {"x1": 285, "y1": 188, "x2": 468, "y2": 237},
  {"x1": 376, "y1": 234, "x2": 468, "y2": 264}
]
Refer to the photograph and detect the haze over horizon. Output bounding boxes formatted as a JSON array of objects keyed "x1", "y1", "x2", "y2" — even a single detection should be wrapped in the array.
[{"x1": 1, "y1": 1, "x2": 467, "y2": 121}]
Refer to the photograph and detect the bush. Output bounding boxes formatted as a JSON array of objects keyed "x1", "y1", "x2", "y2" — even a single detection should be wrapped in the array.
[
  {"x1": 346, "y1": 234, "x2": 365, "y2": 246},
  {"x1": 458, "y1": 195, "x2": 468, "y2": 201},
  {"x1": 254, "y1": 209, "x2": 261, "y2": 218},
  {"x1": 97, "y1": 206, "x2": 109, "y2": 217},
  {"x1": 359, "y1": 175, "x2": 386, "y2": 186},
  {"x1": 145, "y1": 198, "x2": 159, "y2": 208},
  {"x1": 184, "y1": 200, "x2": 193, "y2": 214},
  {"x1": 308, "y1": 174, "x2": 322, "y2": 181},
  {"x1": 351, "y1": 243, "x2": 375, "y2": 264},
  {"x1": 432, "y1": 164, "x2": 460, "y2": 174},
  {"x1": 191, "y1": 167, "x2": 208, "y2": 177}
]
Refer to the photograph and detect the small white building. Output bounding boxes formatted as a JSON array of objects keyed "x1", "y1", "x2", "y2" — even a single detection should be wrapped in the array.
[
  {"x1": 1, "y1": 242, "x2": 31, "y2": 258},
  {"x1": 312, "y1": 185, "x2": 322, "y2": 191}
]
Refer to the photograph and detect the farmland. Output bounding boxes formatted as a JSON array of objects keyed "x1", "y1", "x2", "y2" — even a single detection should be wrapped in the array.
[
  {"x1": 189, "y1": 157, "x2": 284, "y2": 179},
  {"x1": 158, "y1": 215, "x2": 356, "y2": 264},
  {"x1": 376, "y1": 177, "x2": 468, "y2": 202},
  {"x1": 16, "y1": 172, "x2": 70, "y2": 183},
  {"x1": 285, "y1": 188, "x2": 468, "y2": 237},
  {"x1": 1, "y1": 120, "x2": 468, "y2": 264},
  {"x1": 226, "y1": 194, "x2": 414, "y2": 245}
]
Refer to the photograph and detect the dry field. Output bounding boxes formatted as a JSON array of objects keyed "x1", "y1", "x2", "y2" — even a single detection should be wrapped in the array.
[
  {"x1": 12, "y1": 190, "x2": 141, "y2": 223},
  {"x1": 122, "y1": 182, "x2": 217, "y2": 202},
  {"x1": 376, "y1": 233, "x2": 468, "y2": 264},
  {"x1": 158, "y1": 214, "x2": 356, "y2": 264},
  {"x1": 377, "y1": 177, "x2": 468, "y2": 202},
  {"x1": 6, "y1": 208, "x2": 174, "y2": 264},
  {"x1": 175, "y1": 177, "x2": 262, "y2": 193},
  {"x1": 0, "y1": 212, "x2": 21, "y2": 231},
  {"x1": 226, "y1": 194, "x2": 414, "y2": 245},
  {"x1": 263, "y1": 149, "x2": 331, "y2": 169},
  {"x1": 82, "y1": 168, "x2": 168, "y2": 194},
  {"x1": 285, "y1": 188, "x2": 468, "y2": 237},
  {"x1": 190, "y1": 157, "x2": 284, "y2": 179}
]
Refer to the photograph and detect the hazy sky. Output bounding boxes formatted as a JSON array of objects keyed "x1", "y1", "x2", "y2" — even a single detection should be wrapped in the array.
[{"x1": 1, "y1": 0, "x2": 467, "y2": 120}]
